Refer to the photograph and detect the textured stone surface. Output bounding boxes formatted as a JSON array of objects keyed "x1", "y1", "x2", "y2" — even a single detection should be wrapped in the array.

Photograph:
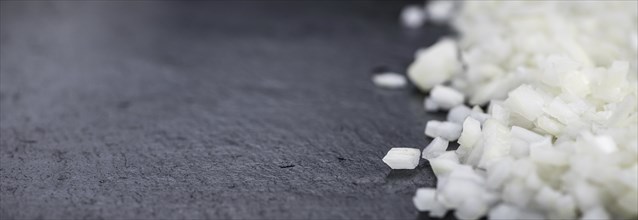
[{"x1": 0, "y1": 1, "x2": 454, "y2": 219}]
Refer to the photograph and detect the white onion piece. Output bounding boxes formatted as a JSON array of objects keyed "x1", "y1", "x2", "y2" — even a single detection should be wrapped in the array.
[
  {"x1": 430, "y1": 195, "x2": 450, "y2": 217},
  {"x1": 534, "y1": 186, "x2": 561, "y2": 212},
  {"x1": 426, "y1": 0, "x2": 456, "y2": 24},
  {"x1": 502, "y1": 180, "x2": 534, "y2": 207},
  {"x1": 425, "y1": 120, "x2": 462, "y2": 141},
  {"x1": 560, "y1": 70, "x2": 591, "y2": 97},
  {"x1": 464, "y1": 139, "x2": 484, "y2": 167},
  {"x1": 504, "y1": 85, "x2": 546, "y2": 121},
  {"x1": 581, "y1": 206, "x2": 610, "y2": 220},
  {"x1": 449, "y1": 165, "x2": 485, "y2": 184},
  {"x1": 534, "y1": 115, "x2": 565, "y2": 136},
  {"x1": 447, "y1": 105, "x2": 473, "y2": 124},
  {"x1": 439, "y1": 177, "x2": 485, "y2": 208},
  {"x1": 572, "y1": 182, "x2": 601, "y2": 210},
  {"x1": 455, "y1": 197, "x2": 488, "y2": 220},
  {"x1": 456, "y1": 117, "x2": 482, "y2": 160},
  {"x1": 407, "y1": 38, "x2": 462, "y2": 91},
  {"x1": 429, "y1": 151, "x2": 460, "y2": 177},
  {"x1": 401, "y1": 5, "x2": 426, "y2": 28},
  {"x1": 469, "y1": 106, "x2": 491, "y2": 124},
  {"x1": 422, "y1": 137, "x2": 450, "y2": 160},
  {"x1": 382, "y1": 148, "x2": 421, "y2": 169},
  {"x1": 430, "y1": 85, "x2": 465, "y2": 109},
  {"x1": 372, "y1": 72, "x2": 407, "y2": 89},
  {"x1": 485, "y1": 158, "x2": 513, "y2": 190},
  {"x1": 424, "y1": 97, "x2": 440, "y2": 112},
  {"x1": 529, "y1": 137, "x2": 568, "y2": 166},
  {"x1": 544, "y1": 97, "x2": 579, "y2": 124},
  {"x1": 478, "y1": 119, "x2": 510, "y2": 168},
  {"x1": 551, "y1": 195, "x2": 577, "y2": 219},
  {"x1": 488, "y1": 204, "x2": 519, "y2": 220},
  {"x1": 510, "y1": 126, "x2": 545, "y2": 143},
  {"x1": 413, "y1": 188, "x2": 437, "y2": 211},
  {"x1": 488, "y1": 101, "x2": 509, "y2": 124}
]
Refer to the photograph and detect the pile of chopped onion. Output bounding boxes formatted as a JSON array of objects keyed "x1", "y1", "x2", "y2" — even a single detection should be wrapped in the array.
[{"x1": 384, "y1": 1, "x2": 638, "y2": 219}]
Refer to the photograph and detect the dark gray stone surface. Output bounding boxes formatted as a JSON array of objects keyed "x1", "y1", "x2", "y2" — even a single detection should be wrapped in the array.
[{"x1": 0, "y1": 1, "x2": 453, "y2": 219}]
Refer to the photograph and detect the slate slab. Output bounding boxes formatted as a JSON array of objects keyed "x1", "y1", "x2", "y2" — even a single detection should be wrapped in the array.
[{"x1": 0, "y1": 1, "x2": 454, "y2": 219}]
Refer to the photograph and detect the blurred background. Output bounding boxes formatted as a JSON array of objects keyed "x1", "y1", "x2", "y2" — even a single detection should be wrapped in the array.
[{"x1": 0, "y1": 1, "x2": 453, "y2": 219}]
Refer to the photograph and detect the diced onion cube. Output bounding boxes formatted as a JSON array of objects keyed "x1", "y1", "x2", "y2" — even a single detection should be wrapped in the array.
[
  {"x1": 382, "y1": 148, "x2": 421, "y2": 169},
  {"x1": 425, "y1": 120, "x2": 463, "y2": 141}
]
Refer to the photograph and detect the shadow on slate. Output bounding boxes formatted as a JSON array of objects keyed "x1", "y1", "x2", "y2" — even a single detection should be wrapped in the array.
[{"x1": 0, "y1": 1, "x2": 454, "y2": 219}]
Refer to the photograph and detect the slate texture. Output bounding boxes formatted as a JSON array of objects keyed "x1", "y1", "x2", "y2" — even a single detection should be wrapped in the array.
[{"x1": 0, "y1": 1, "x2": 453, "y2": 219}]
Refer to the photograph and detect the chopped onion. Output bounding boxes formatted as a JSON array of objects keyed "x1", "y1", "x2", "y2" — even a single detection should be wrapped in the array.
[
  {"x1": 422, "y1": 137, "x2": 449, "y2": 160},
  {"x1": 425, "y1": 120, "x2": 462, "y2": 141},
  {"x1": 382, "y1": 148, "x2": 421, "y2": 169},
  {"x1": 426, "y1": 0, "x2": 456, "y2": 24},
  {"x1": 386, "y1": 1, "x2": 638, "y2": 219},
  {"x1": 407, "y1": 38, "x2": 462, "y2": 91},
  {"x1": 372, "y1": 72, "x2": 407, "y2": 89},
  {"x1": 401, "y1": 5, "x2": 426, "y2": 28},
  {"x1": 447, "y1": 105, "x2": 473, "y2": 124},
  {"x1": 430, "y1": 85, "x2": 465, "y2": 110},
  {"x1": 424, "y1": 97, "x2": 440, "y2": 112}
]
